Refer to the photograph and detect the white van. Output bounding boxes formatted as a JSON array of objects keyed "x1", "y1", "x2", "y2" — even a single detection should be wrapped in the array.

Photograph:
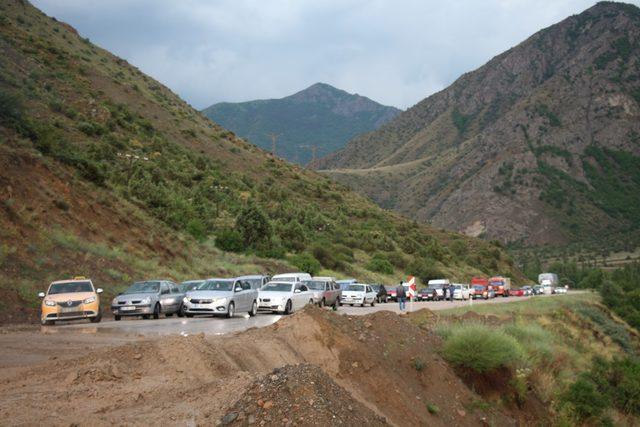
[
  {"x1": 427, "y1": 279, "x2": 450, "y2": 299},
  {"x1": 272, "y1": 272, "x2": 312, "y2": 283}
]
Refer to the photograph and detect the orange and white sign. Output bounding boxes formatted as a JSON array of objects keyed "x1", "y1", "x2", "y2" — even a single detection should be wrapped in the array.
[{"x1": 407, "y1": 275, "x2": 416, "y2": 297}]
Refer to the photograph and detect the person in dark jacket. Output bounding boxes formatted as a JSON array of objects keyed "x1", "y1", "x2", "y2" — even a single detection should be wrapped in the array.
[
  {"x1": 396, "y1": 282, "x2": 406, "y2": 311},
  {"x1": 449, "y1": 284, "x2": 455, "y2": 302}
]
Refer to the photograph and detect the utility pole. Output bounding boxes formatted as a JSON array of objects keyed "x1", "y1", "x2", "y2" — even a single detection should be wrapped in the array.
[
  {"x1": 266, "y1": 133, "x2": 282, "y2": 156},
  {"x1": 299, "y1": 144, "x2": 318, "y2": 167}
]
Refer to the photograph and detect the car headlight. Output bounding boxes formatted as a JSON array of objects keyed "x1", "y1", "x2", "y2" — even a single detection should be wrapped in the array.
[
  {"x1": 183, "y1": 297, "x2": 189, "y2": 303},
  {"x1": 84, "y1": 296, "x2": 96, "y2": 304},
  {"x1": 141, "y1": 297, "x2": 151, "y2": 304},
  {"x1": 44, "y1": 300, "x2": 56, "y2": 307}
]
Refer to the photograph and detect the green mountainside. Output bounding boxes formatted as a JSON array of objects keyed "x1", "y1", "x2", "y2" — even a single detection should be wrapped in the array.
[
  {"x1": 202, "y1": 83, "x2": 400, "y2": 165},
  {"x1": 0, "y1": 1, "x2": 519, "y2": 322},
  {"x1": 316, "y1": 2, "x2": 640, "y2": 257}
]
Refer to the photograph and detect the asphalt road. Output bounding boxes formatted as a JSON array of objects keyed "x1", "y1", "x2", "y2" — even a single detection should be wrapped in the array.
[{"x1": 35, "y1": 293, "x2": 572, "y2": 337}]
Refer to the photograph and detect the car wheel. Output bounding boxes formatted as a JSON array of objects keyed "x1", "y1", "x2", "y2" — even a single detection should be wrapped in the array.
[
  {"x1": 152, "y1": 303, "x2": 160, "y2": 319},
  {"x1": 350, "y1": 304, "x2": 354, "y2": 307},
  {"x1": 114, "y1": 315, "x2": 121, "y2": 321},
  {"x1": 142, "y1": 314, "x2": 150, "y2": 320},
  {"x1": 185, "y1": 313, "x2": 194, "y2": 318},
  {"x1": 371, "y1": 299, "x2": 375, "y2": 307},
  {"x1": 284, "y1": 300, "x2": 292, "y2": 315},
  {"x1": 249, "y1": 300, "x2": 257, "y2": 317},
  {"x1": 332, "y1": 299, "x2": 339, "y2": 310},
  {"x1": 177, "y1": 305, "x2": 185, "y2": 317},
  {"x1": 319, "y1": 298, "x2": 325, "y2": 308},
  {"x1": 165, "y1": 313, "x2": 173, "y2": 317},
  {"x1": 41, "y1": 318, "x2": 54, "y2": 326},
  {"x1": 90, "y1": 311, "x2": 102, "y2": 323},
  {"x1": 226, "y1": 302, "x2": 235, "y2": 318}
]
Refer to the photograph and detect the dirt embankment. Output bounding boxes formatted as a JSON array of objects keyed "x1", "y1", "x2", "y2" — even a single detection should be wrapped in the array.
[{"x1": 0, "y1": 307, "x2": 515, "y2": 426}]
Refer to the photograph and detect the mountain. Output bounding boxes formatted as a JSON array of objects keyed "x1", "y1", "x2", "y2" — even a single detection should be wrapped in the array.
[
  {"x1": 202, "y1": 83, "x2": 400, "y2": 165},
  {"x1": 0, "y1": 1, "x2": 520, "y2": 322},
  {"x1": 316, "y1": 2, "x2": 640, "y2": 254}
]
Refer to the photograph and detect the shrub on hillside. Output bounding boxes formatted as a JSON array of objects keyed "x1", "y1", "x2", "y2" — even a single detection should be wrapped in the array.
[
  {"x1": 236, "y1": 203, "x2": 273, "y2": 249},
  {"x1": 442, "y1": 325, "x2": 524, "y2": 373},
  {"x1": 290, "y1": 252, "x2": 321, "y2": 276},
  {"x1": 366, "y1": 253, "x2": 394, "y2": 275},
  {"x1": 407, "y1": 257, "x2": 443, "y2": 284},
  {"x1": 562, "y1": 377, "x2": 608, "y2": 421},
  {"x1": 215, "y1": 228, "x2": 244, "y2": 252}
]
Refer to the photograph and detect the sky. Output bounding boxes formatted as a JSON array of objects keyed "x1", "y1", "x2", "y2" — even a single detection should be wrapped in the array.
[{"x1": 31, "y1": 0, "x2": 640, "y2": 110}]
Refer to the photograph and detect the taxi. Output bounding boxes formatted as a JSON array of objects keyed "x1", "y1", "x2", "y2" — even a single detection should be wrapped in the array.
[{"x1": 38, "y1": 277, "x2": 103, "y2": 325}]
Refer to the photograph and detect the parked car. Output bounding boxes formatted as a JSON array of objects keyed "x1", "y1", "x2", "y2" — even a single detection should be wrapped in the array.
[
  {"x1": 179, "y1": 280, "x2": 204, "y2": 293},
  {"x1": 554, "y1": 286, "x2": 568, "y2": 294},
  {"x1": 511, "y1": 288, "x2": 525, "y2": 297},
  {"x1": 532, "y1": 285, "x2": 544, "y2": 295},
  {"x1": 272, "y1": 273, "x2": 312, "y2": 283},
  {"x1": 38, "y1": 277, "x2": 103, "y2": 325},
  {"x1": 183, "y1": 278, "x2": 258, "y2": 318},
  {"x1": 521, "y1": 286, "x2": 533, "y2": 296},
  {"x1": 235, "y1": 275, "x2": 271, "y2": 290},
  {"x1": 258, "y1": 281, "x2": 314, "y2": 314},
  {"x1": 387, "y1": 287, "x2": 397, "y2": 301},
  {"x1": 452, "y1": 284, "x2": 471, "y2": 300},
  {"x1": 370, "y1": 284, "x2": 389, "y2": 303},
  {"x1": 471, "y1": 284, "x2": 495, "y2": 300},
  {"x1": 340, "y1": 283, "x2": 377, "y2": 307},
  {"x1": 112, "y1": 280, "x2": 185, "y2": 320},
  {"x1": 303, "y1": 277, "x2": 341, "y2": 308}
]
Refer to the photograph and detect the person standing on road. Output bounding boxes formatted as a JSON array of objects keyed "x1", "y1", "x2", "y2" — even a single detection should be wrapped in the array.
[
  {"x1": 449, "y1": 284, "x2": 455, "y2": 302},
  {"x1": 396, "y1": 282, "x2": 406, "y2": 311}
]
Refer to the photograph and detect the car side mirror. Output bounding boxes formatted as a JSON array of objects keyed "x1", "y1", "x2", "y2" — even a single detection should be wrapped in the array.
[
  {"x1": 96, "y1": 288, "x2": 103, "y2": 294},
  {"x1": 38, "y1": 292, "x2": 45, "y2": 298},
  {"x1": 235, "y1": 286, "x2": 242, "y2": 292},
  {"x1": 294, "y1": 289, "x2": 301, "y2": 294}
]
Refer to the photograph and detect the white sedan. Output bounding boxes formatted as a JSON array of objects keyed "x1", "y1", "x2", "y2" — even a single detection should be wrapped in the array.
[
  {"x1": 258, "y1": 281, "x2": 314, "y2": 314},
  {"x1": 340, "y1": 284, "x2": 377, "y2": 307}
]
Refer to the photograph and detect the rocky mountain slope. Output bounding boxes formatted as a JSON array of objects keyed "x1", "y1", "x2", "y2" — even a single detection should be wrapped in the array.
[
  {"x1": 0, "y1": 1, "x2": 519, "y2": 322},
  {"x1": 316, "y1": 2, "x2": 640, "y2": 252},
  {"x1": 202, "y1": 83, "x2": 400, "y2": 165}
]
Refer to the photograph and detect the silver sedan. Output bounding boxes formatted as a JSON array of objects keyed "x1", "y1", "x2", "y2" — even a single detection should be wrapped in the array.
[{"x1": 183, "y1": 278, "x2": 258, "y2": 318}]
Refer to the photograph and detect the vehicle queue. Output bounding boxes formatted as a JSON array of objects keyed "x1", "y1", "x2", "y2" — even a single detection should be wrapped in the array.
[{"x1": 36, "y1": 272, "x2": 566, "y2": 325}]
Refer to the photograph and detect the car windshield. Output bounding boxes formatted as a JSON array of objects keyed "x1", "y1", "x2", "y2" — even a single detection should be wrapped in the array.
[
  {"x1": 48, "y1": 281, "x2": 93, "y2": 294},
  {"x1": 274, "y1": 277, "x2": 295, "y2": 282},
  {"x1": 197, "y1": 280, "x2": 234, "y2": 291},
  {"x1": 180, "y1": 281, "x2": 204, "y2": 292},
  {"x1": 473, "y1": 285, "x2": 485, "y2": 291},
  {"x1": 371, "y1": 285, "x2": 380, "y2": 291},
  {"x1": 304, "y1": 281, "x2": 326, "y2": 290},
  {"x1": 243, "y1": 278, "x2": 263, "y2": 288},
  {"x1": 262, "y1": 283, "x2": 293, "y2": 292},
  {"x1": 124, "y1": 281, "x2": 160, "y2": 294},
  {"x1": 453, "y1": 285, "x2": 462, "y2": 289},
  {"x1": 348, "y1": 284, "x2": 366, "y2": 292},
  {"x1": 427, "y1": 285, "x2": 442, "y2": 290}
]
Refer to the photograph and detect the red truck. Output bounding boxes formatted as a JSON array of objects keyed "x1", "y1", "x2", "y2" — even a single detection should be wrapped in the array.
[
  {"x1": 470, "y1": 277, "x2": 493, "y2": 300},
  {"x1": 489, "y1": 276, "x2": 511, "y2": 297}
]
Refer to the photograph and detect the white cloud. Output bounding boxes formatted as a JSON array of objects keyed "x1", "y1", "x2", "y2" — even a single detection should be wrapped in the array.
[{"x1": 32, "y1": 0, "x2": 639, "y2": 109}]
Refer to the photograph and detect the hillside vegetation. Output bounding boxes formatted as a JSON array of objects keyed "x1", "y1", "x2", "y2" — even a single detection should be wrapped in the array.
[
  {"x1": 316, "y1": 2, "x2": 640, "y2": 256},
  {"x1": 0, "y1": 1, "x2": 520, "y2": 322},
  {"x1": 416, "y1": 293, "x2": 640, "y2": 425},
  {"x1": 202, "y1": 83, "x2": 400, "y2": 165}
]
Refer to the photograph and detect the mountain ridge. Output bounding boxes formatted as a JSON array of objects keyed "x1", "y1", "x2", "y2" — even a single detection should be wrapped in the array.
[
  {"x1": 202, "y1": 82, "x2": 400, "y2": 164},
  {"x1": 315, "y1": 1, "x2": 640, "y2": 253}
]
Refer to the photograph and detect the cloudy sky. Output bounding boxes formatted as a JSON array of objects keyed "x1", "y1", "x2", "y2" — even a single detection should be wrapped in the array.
[{"x1": 31, "y1": 0, "x2": 639, "y2": 110}]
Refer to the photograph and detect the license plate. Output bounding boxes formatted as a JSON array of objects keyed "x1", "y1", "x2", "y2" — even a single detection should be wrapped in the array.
[
  {"x1": 60, "y1": 306, "x2": 77, "y2": 313},
  {"x1": 191, "y1": 304, "x2": 202, "y2": 308},
  {"x1": 121, "y1": 306, "x2": 136, "y2": 311}
]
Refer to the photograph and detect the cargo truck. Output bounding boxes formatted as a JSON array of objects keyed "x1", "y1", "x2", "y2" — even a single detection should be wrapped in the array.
[
  {"x1": 489, "y1": 276, "x2": 511, "y2": 297},
  {"x1": 538, "y1": 273, "x2": 558, "y2": 295}
]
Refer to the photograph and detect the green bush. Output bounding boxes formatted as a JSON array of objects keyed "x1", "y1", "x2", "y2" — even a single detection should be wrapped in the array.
[
  {"x1": 503, "y1": 323, "x2": 555, "y2": 364},
  {"x1": 236, "y1": 203, "x2": 273, "y2": 249},
  {"x1": 442, "y1": 325, "x2": 524, "y2": 373},
  {"x1": 290, "y1": 252, "x2": 321, "y2": 276},
  {"x1": 186, "y1": 219, "x2": 206, "y2": 241},
  {"x1": 366, "y1": 253, "x2": 394, "y2": 274},
  {"x1": 562, "y1": 377, "x2": 608, "y2": 421},
  {"x1": 215, "y1": 228, "x2": 244, "y2": 252},
  {"x1": 407, "y1": 257, "x2": 442, "y2": 284}
]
